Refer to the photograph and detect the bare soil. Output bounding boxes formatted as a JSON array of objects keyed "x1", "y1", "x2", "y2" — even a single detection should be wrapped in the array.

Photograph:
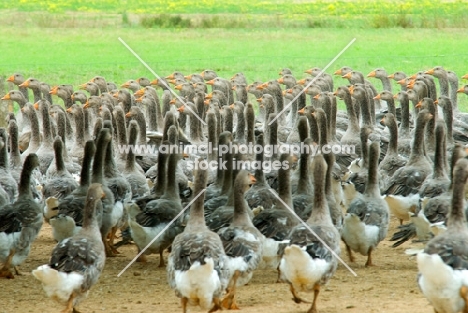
[{"x1": 0, "y1": 217, "x2": 433, "y2": 313}]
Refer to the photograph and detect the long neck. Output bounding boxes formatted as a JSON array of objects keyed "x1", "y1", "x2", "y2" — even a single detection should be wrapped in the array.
[
  {"x1": 437, "y1": 73, "x2": 450, "y2": 97},
  {"x1": 235, "y1": 111, "x2": 246, "y2": 142},
  {"x1": 343, "y1": 92, "x2": 359, "y2": 133},
  {"x1": 146, "y1": 99, "x2": 159, "y2": 132},
  {"x1": 359, "y1": 93, "x2": 373, "y2": 128},
  {"x1": 41, "y1": 104, "x2": 53, "y2": 144},
  {"x1": 296, "y1": 145, "x2": 312, "y2": 195},
  {"x1": 82, "y1": 198, "x2": 100, "y2": 230},
  {"x1": 254, "y1": 136, "x2": 266, "y2": 185},
  {"x1": 92, "y1": 136, "x2": 108, "y2": 184},
  {"x1": 408, "y1": 116, "x2": 428, "y2": 164},
  {"x1": 31, "y1": 87, "x2": 42, "y2": 103},
  {"x1": 0, "y1": 134, "x2": 8, "y2": 170},
  {"x1": 330, "y1": 95, "x2": 337, "y2": 140},
  {"x1": 223, "y1": 108, "x2": 233, "y2": 134},
  {"x1": 74, "y1": 108, "x2": 85, "y2": 146},
  {"x1": 18, "y1": 161, "x2": 34, "y2": 197},
  {"x1": 364, "y1": 143, "x2": 380, "y2": 198},
  {"x1": 135, "y1": 113, "x2": 147, "y2": 146},
  {"x1": 153, "y1": 153, "x2": 167, "y2": 196},
  {"x1": 80, "y1": 144, "x2": 94, "y2": 187},
  {"x1": 399, "y1": 94, "x2": 410, "y2": 135},
  {"x1": 163, "y1": 154, "x2": 180, "y2": 200},
  {"x1": 9, "y1": 122, "x2": 21, "y2": 166},
  {"x1": 246, "y1": 104, "x2": 255, "y2": 145},
  {"x1": 220, "y1": 151, "x2": 233, "y2": 194},
  {"x1": 115, "y1": 109, "x2": 128, "y2": 150},
  {"x1": 442, "y1": 102, "x2": 454, "y2": 144},
  {"x1": 125, "y1": 126, "x2": 138, "y2": 172},
  {"x1": 318, "y1": 114, "x2": 329, "y2": 146},
  {"x1": 448, "y1": 74, "x2": 459, "y2": 112},
  {"x1": 278, "y1": 164, "x2": 293, "y2": 209},
  {"x1": 189, "y1": 112, "x2": 202, "y2": 142},
  {"x1": 28, "y1": 107, "x2": 41, "y2": 145},
  {"x1": 386, "y1": 117, "x2": 399, "y2": 155},
  {"x1": 54, "y1": 140, "x2": 66, "y2": 172},
  {"x1": 447, "y1": 162, "x2": 468, "y2": 229},
  {"x1": 385, "y1": 97, "x2": 396, "y2": 117},
  {"x1": 433, "y1": 125, "x2": 447, "y2": 179},
  {"x1": 104, "y1": 137, "x2": 119, "y2": 177},
  {"x1": 381, "y1": 77, "x2": 393, "y2": 92},
  {"x1": 307, "y1": 157, "x2": 332, "y2": 225},
  {"x1": 307, "y1": 113, "x2": 320, "y2": 143},
  {"x1": 232, "y1": 179, "x2": 253, "y2": 227},
  {"x1": 186, "y1": 170, "x2": 207, "y2": 231}
]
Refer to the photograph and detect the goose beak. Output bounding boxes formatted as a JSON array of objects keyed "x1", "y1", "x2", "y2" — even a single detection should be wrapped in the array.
[
  {"x1": 457, "y1": 87, "x2": 465, "y2": 93},
  {"x1": 7, "y1": 75, "x2": 14, "y2": 82},
  {"x1": 282, "y1": 90, "x2": 287, "y2": 96},
  {"x1": 169, "y1": 98, "x2": 176, "y2": 104},
  {"x1": 112, "y1": 92, "x2": 119, "y2": 98},
  {"x1": 70, "y1": 94, "x2": 75, "y2": 101},
  {"x1": 428, "y1": 113, "x2": 433, "y2": 119},
  {"x1": 434, "y1": 99, "x2": 439, "y2": 105},
  {"x1": 49, "y1": 86, "x2": 58, "y2": 95},
  {"x1": 424, "y1": 68, "x2": 435, "y2": 75},
  {"x1": 66, "y1": 107, "x2": 73, "y2": 113},
  {"x1": 256, "y1": 97, "x2": 262, "y2": 103},
  {"x1": 380, "y1": 117, "x2": 385, "y2": 125},
  {"x1": 342, "y1": 72, "x2": 352, "y2": 79},
  {"x1": 387, "y1": 73, "x2": 395, "y2": 79},
  {"x1": 78, "y1": 83, "x2": 87, "y2": 90},
  {"x1": 200, "y1": 71, "x2": 205, "y2": 78},
  {"x1": 333, "y1": 69, "x2": 342, "y2": 75},
  {"x1": 175, "y1": 84, "x2": 183, "y2": 90},
  {"x1": 166, "y1": 73, "x2": 175, "y2": 79},
  {"x1": 373, "y1": 94, "x2": 381, "y2": 100},
  {"x1": 135, "y1": 96, "x2": 143, "y2": 103},
  {"x1": 393, "y1": 93, "x2": 398, "y2": 99},
  {"x1": 409, "y1": 73, "x2": 417, "y2": 79},
  {"x1": 183, "y1": 153, "x2": 189, "y2": 158},
  {"x1": 305, "y1": 69, "x2": 313, "y2": 75},
  {"x1": 1, "y1": 93, "x2": 11, "y2": 100},
  {"x1": 249, "y1": 173, "x2": 256, "y2": 184},
  {"x1": 333, "y1": 90, "x2": 338, "y2": 96},
  {"x1": 277, "y1": 77, "x2": 284, "y2": 84},
  {"x1": 184, "y1": 74, "x2": 192, "y2": 80},
  {"x1": 134, "y1": 88, "x2": 144, "y2": 97},
  {"x1": 367, "y1": 70, "x2": 376, "y2": 78},
  {"x1": 150, "y1": 79, "x2": 158, "y2": 85},
  {"x1": 168, "y1": 79, "x2": 176, "y2": 85},
  {"x1": 206, "y1": 79, "x2": 215, "y2": 86},
  {"x1": 462, "y1": 74, "x2": 468, "y2": 80},
  {"x1": 19, "y1": 80, "x2": 30, "y2": 88},
  {"x1": 231, "y1": 85, "x2": 236, "y2": 90},
  {"x1": 101, "y1": 192, "x2": 106, "y2": 199},
  {"x1": 83, "y1": 101, "x2": 89, "y2": 109},
  {"x1": 415, "y1": 100, "x2": 422, "y2": 109},
  {"x1": 125, "y1": 112, "x2": 132, "y2": 118},
  {"x1": 204, "y1": 99, "x2": 210, "y2": 105},
  {"x1": 298, "y1": 107, "x2": 305, "y2": 114},
  {"x1": 33, "y1": 101, "x2": 39, "y2": 110},
  {"x1": 297, "y1": 79, "x2": 306, "y2": 85},
  {"x1": 177, "y1": 106, "x2": 185, "y2": 113},
  {"x1": 205, "y1": 93, "x2": 213, "y2": 100},
  {"x1": 396, "y1": 78, "x2": 406, "y2": 85},
  {"x1": 229, "y1": 103, "x2": 234, "y2": 109},
  {"x1": 121, "y1": 82, "x2": 130, "y2": 88},
  {"x1": 313, "y1": 94, "x2": 320, "y2": 100}
]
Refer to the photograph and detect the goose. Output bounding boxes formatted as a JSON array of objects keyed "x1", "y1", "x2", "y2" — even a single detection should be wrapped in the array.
[
  {"x1": 0, "y1": 154, "x2": 42, "y2": 278},
  {"x1": 279, "y1": 153, "x2": 340, "y2": 313},
  {"x1": 20, "y1": 103, "x2": 41, "y2": 157},
  {"x1": 393, "y1": 91, "x2": 412, "y2": 157},
  {"x1": 0, "y1": 128, "x2": 17, "y2": 203},
  {"x1": 34, "y1": 99, "x2": 55, "y2": 174},
  {"x1": 383, "y1": 109, "x2": 433, "y2": 197},
  {"x1": 8, "y1": 119, "x2": 22, "y2": 183},
  {"x1": 341, "y1": 142, "x2": 389, "y2": 267},
  {"x1": 167, "y1": 161, "x2": 230, "y2": 313},
  {"x1": 367, "y1": 68, "x2": 392, "y2": 92},
  {"x1": 32, "y1": 184, "x2": 106, "y2": 313},
  {"x1": 417, "y1": 158, "x2": 468, "y2": 313},
  {"x1": 379, "y1": 113, "x2": 407, "y2": 181},
  {"x1": 217, "y1": 170, "x2": 263, "y2": 309},
  {"x1": 128, "y1": 150, "x2": 184, "y2": 267},
  {"x1": 7, "y1": 73, "x2": 29, "y2": 101}
]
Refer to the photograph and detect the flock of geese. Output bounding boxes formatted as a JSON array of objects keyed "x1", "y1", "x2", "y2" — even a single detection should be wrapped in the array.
[{"x1": 1, "y1": 66, "x2": 468, "y2": 313}]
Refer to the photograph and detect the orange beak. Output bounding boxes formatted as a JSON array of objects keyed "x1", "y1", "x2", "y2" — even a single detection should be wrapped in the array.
[
  {"x1": 112, "y1": 91, "x2": 119, "y2": 99},
  {"x1": 206, "y1": 79, "x2": 215, "y2": 86},
  {"x1": 277, "y1": 77, "x2": 284, "y2": 84},
  {"x1": 204, "y1": 99, "x2": 210, "y2": 105},
  {"x1": 428, "y1": 113, "x2": 434, "y2": 119},
  {"x1": 169, "y1": 98, "x2": 176, "y2": 104},
  {"x1": 313, "y1": 94, "x2": 320, "y2": 100},
  {"x1": 367, "y1": 70, "x2": 376, "y2": 78},
  {"x1": 78, "y1": 83, "x2": 87, "y2": 90},
  {"x1": 125, "y1": 112, "x2": 132, "y2": 118},
  {"x1": 249, "y1": 173, "x2": 257, "y2": 184},
  {"x1": 49, "y1": 86, "x2": 58, "y2": 95},
  {"x1": 342, "y1": 72, "x2": 352, "y2": 79},
  {"x1": 134, "y1": 88, "x2": 144, "y2": 97},
  {"x1": 397, "y1": 78, "x2": 406, "y2": 85},
  {"x1": 409, "y1": 73, "x2": 417, "y2": 79},
  {"x1": 121, "y1": 82, "x2": 130, "y2": 88},
  {"x1": 393, "y1": 93, "x2": 398, "y2": 99},
  {"x1": 168, "y1": 79, "x2": 176, "y2": 85},
  {"x1": 462, "y1": 74, "x2": 468, "y2": 80},
  {"x1": 298, "y1": 107, "x2": 305, "y2": 114},
  {"x1": 256, "y1": 84, "x2": 264, "y2": 90},
  {"x1": 150, "y1": 79, "x2": 158, "y2": 85},
  {"x1": 424, "y1": 68, "x2": 435, "y2": 75},
  {"x1": 231, "y1": 85, "x2": 236, "y2": 90},
  {"x1": 333, "y1": 69, "x2": 342, "y2": 75},
  {"x1": 66, "y1": 107, "x2": 73, "y2": 113},
  {"x1": 205, "y1": 93, "x2": 213, "y2": 100},
  {"x1": 286, "y1": 89, "x2": 293, "y2": 94},
  {"x1": 175, "y1": 84, "x2": 183, "y2": 90},
  {"x1": 33, "y1": 102, "x2": 39, "y2": 110},
  {"x1": 457, "y1": 87, "x2": 465, "y2": 93},
  {"x1": 297, "y1": 79, "x2": 306, "y2": 85},
  {"x1": 200, "y1": 71, "x2": 205, "y2": 78},
  {"x1": 166, "y1": 73, "x2": 175, "y2": 79},
  {"x1": 177, "y1": 106, "x2": 185, "y2": 113},
  {"x1": 380, "y1": 117, "x2": 385, "y2": 124},
  {"x1": 415, "y1": 100, "x2": 422, "y2": 109},
  {"x1": 229, "y1": 103, "x2": 234, "y2": 109},
  {"x1": 407, "y1": 81, "x2": 415, "y2": 89},
  {"x1": 373, "y1": 94, "x2": 381, "y2": 100},
  {"x1": 333, "y1": 90, "x2": 338, "y2": 96},
  {"x1": 434, "y1": 99, "x2": 439, "y2": 105},
  {"x1": 83, "y1": 101, "x2": 89, "y2": 109},
  {"x1": 305, "y1": 69, "x2": 313, "y2": 75},
  {"x1": 256, "y1": 97, "x2": 262, "y2": 103},
  {"x1": 1, "y1": 93, "x2": 11, "y2": 100},
  {"x1": 7, "y1": 75, "x2": 14, "y2": 82},
  {"x1": 348, "y1": 85, "x2": 355, "y2": 93},
  {"x1": 185, "y1": 74, "x2": 192, "y2": 80},
  {"x1": 388, "y1": 74, "x2": 395, "y2": 79},
  {"x1": 19, "y1": 80, "x2": 30, "y2": 88},
  {"x1": 135, "y1": 96, "x2": 143, "y2": 103}
]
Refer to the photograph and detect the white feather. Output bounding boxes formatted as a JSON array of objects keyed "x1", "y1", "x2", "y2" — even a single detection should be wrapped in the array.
[{"x1": 341, "y1": 213, "x2": 380, "y2": 256}]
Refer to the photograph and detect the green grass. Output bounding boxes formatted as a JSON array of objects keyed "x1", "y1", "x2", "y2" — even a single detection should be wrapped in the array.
[{"x1": 1, "y1": 26, "x2": 468, "y2": 110}]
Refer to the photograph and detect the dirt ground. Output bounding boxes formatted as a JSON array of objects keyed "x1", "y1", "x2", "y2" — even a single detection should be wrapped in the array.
[{"x1": 0, "y1": 216, "x2": 434, "y2": 313}]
